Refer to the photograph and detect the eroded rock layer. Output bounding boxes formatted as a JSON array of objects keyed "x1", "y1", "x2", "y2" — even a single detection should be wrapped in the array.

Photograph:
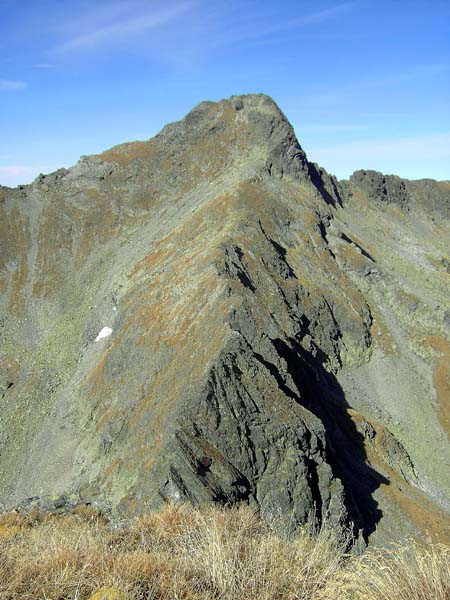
[{"x1": 1, "y1": 95, "x2": 449, "y2": 545}]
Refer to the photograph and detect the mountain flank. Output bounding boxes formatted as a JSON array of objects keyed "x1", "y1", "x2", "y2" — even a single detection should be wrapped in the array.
[{"x1": 0, "y1": 94, "x2": 449, "y2": 546}]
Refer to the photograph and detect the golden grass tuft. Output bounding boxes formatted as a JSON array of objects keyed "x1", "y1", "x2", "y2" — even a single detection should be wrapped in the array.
[
  {"x1": 0, "y1": 503, "x2": 448, "y2": 599},
  {"x1": 334, "y1": 539, "x2": 450, "y2": 600}
]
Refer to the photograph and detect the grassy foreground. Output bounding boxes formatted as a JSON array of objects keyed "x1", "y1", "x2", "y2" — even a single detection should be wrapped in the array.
[{"x1": 0, "y1": 503, "x2": 448, "y2": 600}]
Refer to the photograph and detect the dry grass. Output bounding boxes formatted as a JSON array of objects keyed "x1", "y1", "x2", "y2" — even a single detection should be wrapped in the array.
[
  {"x1": 334, "y1": 539, "x2": 450, "y2": 600},
  {"x1": 0, "y1": 504, "x2": 448, "y2": 600}
]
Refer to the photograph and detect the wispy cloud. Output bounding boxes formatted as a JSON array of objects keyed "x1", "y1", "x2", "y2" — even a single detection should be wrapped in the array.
[
  {"x1": 286, "y1": 1, "x2": 357, "y2": 28},
  {"x1": 0, "y1": 79, "x2": 27, "y2": 91},
  {"x1": 292, "y1": 64, "x2": 450, "y2": 108},
  {"x1": 213, "y1": 1, "x2": 357, "y2": 47},
  {"x1": 52, "y1": 2, "x2": 194, "y2": 54}
]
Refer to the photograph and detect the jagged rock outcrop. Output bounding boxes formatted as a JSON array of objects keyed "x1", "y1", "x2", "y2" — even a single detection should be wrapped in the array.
[
  {"x1": 347, "y1": 169, "x2": 450, "y2": 219},
  {"x1": 0, "y1": 94, "x2": 449, "y2": 546}
]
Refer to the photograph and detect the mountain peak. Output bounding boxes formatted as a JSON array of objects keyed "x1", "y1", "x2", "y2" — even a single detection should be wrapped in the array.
[
  {"x1": 1, "y1": 95, "x2": 449, "y2": 548},
  {"x1": 92, "y1": 94, "x2": 309, "y2": 185}
]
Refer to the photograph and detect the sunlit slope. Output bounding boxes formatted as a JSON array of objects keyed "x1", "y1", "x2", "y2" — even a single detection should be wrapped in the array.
[{"x1": 0, "y1": 95, "x2": 449, "y2": 546}]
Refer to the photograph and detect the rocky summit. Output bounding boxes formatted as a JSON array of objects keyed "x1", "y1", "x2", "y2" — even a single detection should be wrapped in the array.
[{"x1": 0, "y1": 94, "x2": 449, "y2": 546}]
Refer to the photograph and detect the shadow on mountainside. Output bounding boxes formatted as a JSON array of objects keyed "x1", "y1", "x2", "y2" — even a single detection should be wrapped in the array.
[
  {"x1": 272, "y1": 335, "x2": 389, "y2": 542},
  {"x1": 307, "y1": 162, "x2": 344, "y2": 208}
]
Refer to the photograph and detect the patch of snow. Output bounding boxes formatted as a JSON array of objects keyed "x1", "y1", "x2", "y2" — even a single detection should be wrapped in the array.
[{"x1": 95, "y1": 326, "x2": 112, "y2": 342}]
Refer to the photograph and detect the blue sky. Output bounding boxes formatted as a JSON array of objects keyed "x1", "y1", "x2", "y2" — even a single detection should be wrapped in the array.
[{"x1": 1, "y1": 0, "x2": 449, "y2": 186}]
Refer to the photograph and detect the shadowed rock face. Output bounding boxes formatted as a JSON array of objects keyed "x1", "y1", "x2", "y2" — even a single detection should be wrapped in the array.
[{"x1": 0, "y1": 94, "x2": 449, "y2": 546}]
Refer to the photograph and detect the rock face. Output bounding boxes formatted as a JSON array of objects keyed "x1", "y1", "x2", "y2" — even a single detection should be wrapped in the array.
[{"x1": 0, "y1": 94, "x2": 449, "y2": 545}]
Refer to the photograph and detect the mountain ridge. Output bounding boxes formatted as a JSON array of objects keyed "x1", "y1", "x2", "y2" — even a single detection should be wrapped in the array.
[{"x1": 1, "y1": 94, "x2": 449, "y2": 547}]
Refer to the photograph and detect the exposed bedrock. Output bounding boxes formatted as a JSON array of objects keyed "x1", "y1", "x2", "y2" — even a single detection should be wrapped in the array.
[{"x1": 0, "y1": 94, "x2": 449, "y2": 546}]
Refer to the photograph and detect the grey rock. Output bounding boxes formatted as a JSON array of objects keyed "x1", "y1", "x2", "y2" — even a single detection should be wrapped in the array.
[{"x1": 0, "y1": 93, "x2": 448, "y2": 548}]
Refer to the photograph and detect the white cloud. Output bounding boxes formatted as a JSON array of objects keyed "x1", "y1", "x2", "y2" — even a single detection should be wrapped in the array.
[
  {"x1": 287, "y1": 1, "x2": 357, "y2": 27},
  {"x1": 287, "y1": 64, "x2": 450, "y2": 114},
  {"x1": 0, "y1": 79, "x2": 27, "y2": 91},
  {"x1": 213, "y1": 1, "x2": 356, "y2": 47},
  {"x1": 53, "y1": 2, "x2": 194, "y2": 54}
]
